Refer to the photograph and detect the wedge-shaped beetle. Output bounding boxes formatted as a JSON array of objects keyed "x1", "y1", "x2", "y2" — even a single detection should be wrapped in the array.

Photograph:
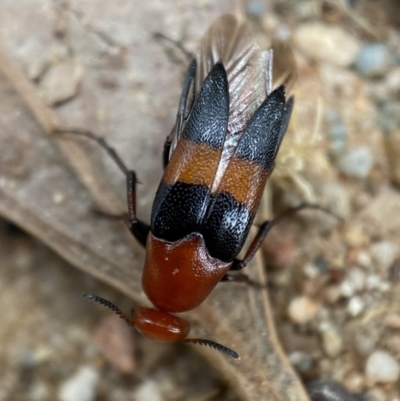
[{"x1": 71, "y1": 15, "x2": 297, "y2": 359}]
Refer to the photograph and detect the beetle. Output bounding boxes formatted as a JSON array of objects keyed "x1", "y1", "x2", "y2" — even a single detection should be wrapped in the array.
[{"x1": 59, "y1": 15, "x2": 298, "y2": 359}]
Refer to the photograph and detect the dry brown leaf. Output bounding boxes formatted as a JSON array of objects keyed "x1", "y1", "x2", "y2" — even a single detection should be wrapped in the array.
[{"x1": 0, "y1": 2, "x2": 310, "y2": 400}]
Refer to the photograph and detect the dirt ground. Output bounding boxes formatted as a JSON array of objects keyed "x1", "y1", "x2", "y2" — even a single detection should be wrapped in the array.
[{"x1": 0, "y1": 1, "x2": 400, "y2": 400}]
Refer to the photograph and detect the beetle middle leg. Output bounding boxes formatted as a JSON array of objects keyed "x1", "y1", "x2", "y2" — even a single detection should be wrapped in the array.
[
  {"x1": 222, "y1": 203, "x2": 341, "y2": 281},
  {"x1": 53, "y1": 128, "x2": 150, "y2": 248}
]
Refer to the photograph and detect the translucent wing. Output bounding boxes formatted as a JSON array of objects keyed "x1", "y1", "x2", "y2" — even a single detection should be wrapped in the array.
[
  {"x1": 168, "y1": 15, "x2": 296, "y2": 190},
  {"x1": 197, "y1": 15, "x2": 275, "y2": 190},
  {"x1": 271, "y1": 39, "x2": 297, "y2": 98}
]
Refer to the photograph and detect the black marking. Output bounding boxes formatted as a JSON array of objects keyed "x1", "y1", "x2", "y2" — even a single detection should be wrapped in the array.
[
  {"x1": 151, "y1": 181, "x2": 210, "y2": 241},
  {"x1": 235, "y1": 85, "x2": 286, "y2": 169},
  {"x1": 202, "y1": 192, "x2": 252, "y2": 262},
  {"x1": 182, "y1": 61, "x2": 229, "y2": 149}
]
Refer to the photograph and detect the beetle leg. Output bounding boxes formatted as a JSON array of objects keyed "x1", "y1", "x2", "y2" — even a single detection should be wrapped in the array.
[
  {"x1": 53, "y1": 129, "x2": 130, "y2": 175},
  {"x1": 220, "y1": 273, "x2": 265, "y2": 288},
  {"x1": 154, "y1": 32, "x2": 194, "y2": 61},
  {"x1": 162, "y1": 134, "x2": 173, "y2": 168},
  {"x1": 230, "y1": 203, "x2": 342, "y2": 272},
  {"x1": 91, "y1": 209, "x2": 128, "y2": 220},
  {"x1": 53, "y1": 128, "x2": 151, "y2": 248},
  {"x1": 126, "y1": 171, "x2": 150, "y2": 247},
  {"x1": 230, "y1": 220, "x2": 274, "y2": 271}
]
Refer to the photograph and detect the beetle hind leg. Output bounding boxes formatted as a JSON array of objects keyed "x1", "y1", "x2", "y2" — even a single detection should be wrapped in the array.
[{"x1": 226, "y1": 203, "x2": 342, "y2": 274}]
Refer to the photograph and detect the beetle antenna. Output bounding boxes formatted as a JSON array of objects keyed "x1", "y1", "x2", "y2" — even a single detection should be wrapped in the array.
[
  {"x1": 82, "y1": 293, "x2": 130, "y2": 324},
  {"x1": 184, "y1": 338, "x2": 239, "y2": 359}
]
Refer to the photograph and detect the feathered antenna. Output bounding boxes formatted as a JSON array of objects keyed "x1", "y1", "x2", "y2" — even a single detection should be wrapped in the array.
[
  {"x1": 184, "y1": 338, "x2": 240, "y2": 359},
  {"x1": 82, "y1": 293, "x2": 130, "y2": 324}
]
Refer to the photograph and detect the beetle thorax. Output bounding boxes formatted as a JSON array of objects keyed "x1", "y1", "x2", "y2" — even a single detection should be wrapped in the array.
[{"x1": 142, "y1": 232, "x2": 231, "y2": 313}]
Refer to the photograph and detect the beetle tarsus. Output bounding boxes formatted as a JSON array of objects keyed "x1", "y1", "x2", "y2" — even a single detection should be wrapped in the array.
[
  {"x1": 154, "y1": 32, "x2": 194, "y2": 61},
  {"x1": 221, "y1": 273, "x2": 265, "y2": 289},
  {"x1": 184, "y1": 338, "x2": 240, "y2": 359}
]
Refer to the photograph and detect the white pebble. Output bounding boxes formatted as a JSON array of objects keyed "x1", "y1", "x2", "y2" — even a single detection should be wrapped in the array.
[
  {"x1": 134, "y1": 380, "x2": 162, "y2": 401},
  {"x1": 289, "y1": 351, "x2": 312, "y2": 373},
  {"x1": 287, "y1": 296, "x2": 320, "y2": 324},
  {"x1": 59, "y1": 366, "x2": 99, "y2": 401},
  {"x1": 294, "y1": 23, "x2": 360, "y2": 67},
  {"x1": 340, "y1": 280, "x2": 355, "y2": 298},
  {"x1": 338, "y1": 146, "x2": 374, "y2": 179},
  {"x1": 366, "y1": 350, "x2": 400, "y2": 383},
  {"x1": 355, "y1": 43, "x2": 393, "y2": 77},
  {"x1": 319, "y1": 322, "x2": 343, "y2": 357},
  {"x1": 347, "y1": 268, "x2": 366, "y2": 292},
  {"x1": 371, "y1": 240, "x2": 398, "y2": 271},
  {"x1": 347, "y1": 296, "x2": 365, "y2": 317},
  {"x1": 365, "y1": 275, "x2": 381, "y2": 290},
  {"x1": 356, "y1": 250, "x2": 371, "y2": 268}
]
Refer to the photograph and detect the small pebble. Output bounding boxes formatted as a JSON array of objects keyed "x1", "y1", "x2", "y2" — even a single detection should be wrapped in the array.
[
  {"x1": 365, "y1": 274, "x2": 381, "y2": 290},
  {"x1": 30, "y1": 381, "x2": 49, "y2": 401},
  {"x1": 326, "y1": 108, "x2": 347, "y2": 155},
  {"x1": 319, "y1": 321, "x2": 343, "y2": 357},
  {"x1": 287, "y1": 296, "x2": 320, "y2": 324},
  {"x1": 340, "y1": 280, "x2": 355, "y2": 298},
  {"x1": 385, "y1": 67, "x2": 400, "y2": 97},
  {"x1": 347, "y1": 267, "x2": 366, "y2": 292},
  {"x1": 347, "y1": 296, "x2": 365, "y2": 317},
  {"x1": 134, "y1": 380, "x2": 162, "y2": 401},
  {"x1": 355, "y1": 332, "x2": 377, "y2": 356},
  {"x1": 343, "y1": 373, "x2": 364, "y2": 394},
  {"x1": 325, "y1": 285, "x2": 341, "y2": 304},
  {"x1": 371, "y1": 240, "x2": 398, "y2": 272},
  {"x1": 340, "y1": 267, "x2": 366, "y2": 297},
  {"x1": 246, "y1": 0, "x2": 264, "y2": 18},
  {"x1": 355, "y1": 43, "x2": 393, "y2": 77},
  {"x1": 365, "y1": 350, "x2": 400, "y2": 383},
  {"x1": 356, "y1": 250, "x2": 372, "y2": 268},
  {"x1": 289, "y1": 351, "x2": 313, "y2": 373},
  {"x1": 303, "y1": 262, "x2": 321, "y2": 279},
  {"x1": 344, "y1": 225, "x2": 369, "y2": 248},
  {"x1": 59, "y1": 366, "x2": 99, "y2": 401},
  {"x1": 338, "y1": 146, "x2": 374, "y2": 179},
  {"x1": 294, "y1": 22, "x2": 360, "y2": 67}
]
